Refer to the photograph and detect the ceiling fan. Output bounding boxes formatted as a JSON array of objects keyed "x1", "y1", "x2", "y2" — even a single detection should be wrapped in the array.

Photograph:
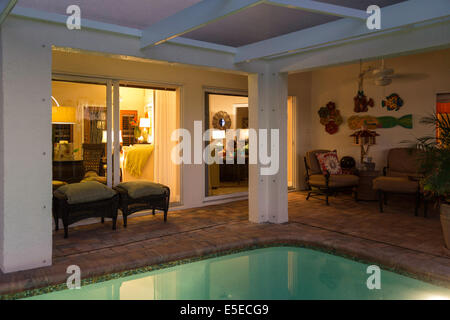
[{"x1": 371, "y1": 59, "x2": 395, "y2": 86}]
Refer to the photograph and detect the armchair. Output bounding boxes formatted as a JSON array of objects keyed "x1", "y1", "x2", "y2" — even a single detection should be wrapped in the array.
[
  {"x1": 304, "y1": 150, "x2": 359, "y2": 205},
  {"x1": 372, "y1": 148, "x2": 425, "y2": 216}
]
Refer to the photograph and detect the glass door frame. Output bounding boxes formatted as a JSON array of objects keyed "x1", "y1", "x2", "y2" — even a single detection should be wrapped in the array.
[
  {"x1": 203, "y1": 87, "x2": 249, "y2": 202},
  {"x1": 52, "y1": 74, "x2": 117, "y2": 187}
]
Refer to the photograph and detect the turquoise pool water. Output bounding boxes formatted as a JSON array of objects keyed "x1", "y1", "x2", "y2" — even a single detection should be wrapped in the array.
[{"x1": 26, "y1": 247, "x2": 450, "y2": 300}]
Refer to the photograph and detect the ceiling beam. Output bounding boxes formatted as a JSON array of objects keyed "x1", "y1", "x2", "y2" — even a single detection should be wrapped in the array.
[
  {"x1": 235, "y1": 0, "x2": 450, "y2": 63},
  {"x1": 141, "y1": 0, "x2": 264, "y2": 49},
  {"x1": 266, "y1": 0, "x2": 366, "y2": 19},
  {"x1": 0, "y1": 0, "x2": 17, "y2": 25}
]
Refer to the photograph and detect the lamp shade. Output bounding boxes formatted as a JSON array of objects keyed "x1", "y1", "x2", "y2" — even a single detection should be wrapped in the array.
[
  {"x1": 239, "y1": 129, "x2": 249, "y2": 140},
  {"x1": 139, "y1": 118, "x2": 151, "y2": 128},
  {"x1": 102, "y1": 130, "x2": 123, "y2": 143},
  {"x1": 52, "y1": 106, "x2": 76, "y2": 124},
  {"x1": 212, "y1": 130, "x2": 226, "y2": 140}
]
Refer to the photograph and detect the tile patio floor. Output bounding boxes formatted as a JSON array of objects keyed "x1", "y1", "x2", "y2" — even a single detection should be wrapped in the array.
[{"x1": 1, "y1": 191, "x2": 449, "y2": 297}]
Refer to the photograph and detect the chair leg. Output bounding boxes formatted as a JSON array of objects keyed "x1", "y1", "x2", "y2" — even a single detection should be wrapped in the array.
[
  {"x1": 415, "y1": 192, "x2": 420, "y2": 216},
  {"x1": 384, "y1": 192, "x2": 388, "y2": 205},
  {"x1": 378, "y1": 190, "x2": 383, "y2": 212},
  {"x1": 325, "y1": 191, "x2": 329, "y2": 206},
  {"x1": 63, "y1": 224, "x2": 69, "y2": 239},
  {"x1": 54, "y1": 214, "x2": 59, "y2": 231},
  {"x1": 424, "y1": 199, "x2": 428, "y2": 218},
  {"x1": 152, "y1": 208, "x2": 155, "y2": 215},
  {"x1": 101, "y1": 217, "x2": 105, "y2": 224},
  {"x1": 306, "y1": 192, "x2": 311, "y2": 200},
  {"x1": 164, "y1": 210, "x2": 167, "y2": 222},
  {"x1": 112, "y1": 216, "x2": 117, "y2": 230}
]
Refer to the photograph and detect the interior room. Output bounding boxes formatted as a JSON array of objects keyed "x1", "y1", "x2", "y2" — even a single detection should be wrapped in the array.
[{"x1": 51, "y1": 80, "x2": 181, "y2": 205}]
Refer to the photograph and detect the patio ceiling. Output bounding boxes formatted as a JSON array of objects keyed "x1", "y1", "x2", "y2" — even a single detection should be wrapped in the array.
[
  {"x1": 9, "y1": 0, "x2": 450, "y2": 69},
  {"x1": 17, "y1": 0, "x2": 405, "y2": 47}
]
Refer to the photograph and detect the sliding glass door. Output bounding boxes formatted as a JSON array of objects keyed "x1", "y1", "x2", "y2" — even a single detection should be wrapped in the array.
[
  {"x1": 51, "y1": 76, "x2": 181, "y2": 204},
  {"x1": 204, "y1": 92, "x2": 249, "y2": 198}
]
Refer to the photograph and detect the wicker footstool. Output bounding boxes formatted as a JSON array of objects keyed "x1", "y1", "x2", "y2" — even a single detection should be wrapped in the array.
[
  {"x1": 53, "y1": 181, "x2": 119, "y2": 238},
  {"x1": 114, "y1": 181, "x2": 170, "y2": 227}
]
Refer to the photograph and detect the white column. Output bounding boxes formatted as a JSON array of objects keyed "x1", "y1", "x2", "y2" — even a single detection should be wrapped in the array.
[
  {"x1": 248, "y1": 71, "x2": 288, "y2": 224},
  {"x1": 0, "y1": 24, "x2": 52, "y2": 272}
]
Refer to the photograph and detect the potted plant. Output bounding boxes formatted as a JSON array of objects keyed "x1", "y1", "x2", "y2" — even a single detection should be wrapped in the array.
[{"x1": 414, "y1": 113, "x2": 450, "y2": 249}]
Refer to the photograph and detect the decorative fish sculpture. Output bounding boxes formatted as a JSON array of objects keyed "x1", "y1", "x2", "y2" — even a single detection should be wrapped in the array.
[{"x1": 348, "y1": 114, "x2": 413, "y2": 130}]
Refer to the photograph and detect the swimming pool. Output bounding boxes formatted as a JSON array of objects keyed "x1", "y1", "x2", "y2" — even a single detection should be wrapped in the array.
[{"x1": 25, "y1": 247, "x2": 450, "y2": 300}]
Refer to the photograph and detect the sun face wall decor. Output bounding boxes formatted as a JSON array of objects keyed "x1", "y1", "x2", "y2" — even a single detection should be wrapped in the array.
[
  {"x1": 318, "y1": 101, "x2": 343, "y2": 135},
  {"x1": 212, "y1": 111, "x2": 232, "y2": 130}
]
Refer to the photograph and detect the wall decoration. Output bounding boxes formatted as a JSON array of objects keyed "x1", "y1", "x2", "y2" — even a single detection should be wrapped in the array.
[
  {"x1": 353, "y1": 60, "x2": 375, "y2": 113},
  {"x1": 212, "y1": 111, "x2": 232, "y2": 130},
  {"x1": 318, "y1": 101, "x2": 343, "y2": 135},
  {"x1": 347, "y1": 114, "x2": 413, "y2": 130},
  {"x1": 354, "y1": 90, "x2": 374, "y2": 113},
  {"x1": 382, "y1": 93, "x2": 404, "y2": 111}
]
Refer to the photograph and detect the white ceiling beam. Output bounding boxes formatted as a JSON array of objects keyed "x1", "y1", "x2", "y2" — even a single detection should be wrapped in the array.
[
  {"x1": 0, "y1": 0, "x2": 17, "y2": 25},
  {"x1": 266, "y1": 0, "x2": 366, "y2": 19},
  {"x1": 10, "y1": 6, "x2": 237, "y2": 54},
  {"x1": 235, "y1": 0, "x2": 450, "y2": 63},
  {"x1": 140, "y1": 0, "x2": 263, "y2": 49}
]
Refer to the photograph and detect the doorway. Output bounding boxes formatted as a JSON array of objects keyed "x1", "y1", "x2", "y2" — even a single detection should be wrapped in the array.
[{"x1": 51, "y1": 77, "x2": 181, "y2": 206}]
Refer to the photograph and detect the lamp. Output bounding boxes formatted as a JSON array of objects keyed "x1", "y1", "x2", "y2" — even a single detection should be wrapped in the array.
[
  {"x1": 239, "y1": 129, "x2": 249, "y2": 140},
  {"x1": 102, "y1": 130, "x2": 123, "y2": 143},
  {"x1": 51, "y1": 96, "x2": 76, "y2": 124},
  {"x1": 52, "y1": 106, "x2": 76, "y2": 124},
  {"x1": 139, "y1": 118, "x2": 150, "y2": 128},
  {"x1": 212, "y1": 130, "x2": 226, "y2": 140}
]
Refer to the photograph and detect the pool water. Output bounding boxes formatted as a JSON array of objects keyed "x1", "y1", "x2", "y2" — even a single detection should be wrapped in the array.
[{"x1": 26, "y1": 247, "x2": 450, "y2": 300}]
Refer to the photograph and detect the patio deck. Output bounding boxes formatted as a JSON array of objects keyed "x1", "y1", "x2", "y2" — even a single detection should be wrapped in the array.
[{"x1": 1, "y1": 191, "x2": 449, "y2": 297}]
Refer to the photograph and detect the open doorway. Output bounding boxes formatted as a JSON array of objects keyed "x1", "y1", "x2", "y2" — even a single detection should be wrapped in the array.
[
  {"x1": 51, "y1": 79, "x2": 181, "y2": 207},
  {"x1": 205, "y1": 92, "x2": 249, "y2": 198}
]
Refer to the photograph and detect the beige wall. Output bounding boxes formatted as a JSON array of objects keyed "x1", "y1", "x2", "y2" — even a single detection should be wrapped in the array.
[
  {"x1": 287, "y1": 48, "x2": 450, "y2": 189},
  {"x1": 308, "y1": 49, "x2": 450, "y2": 170},
  {"x1": 52, "y1": 50, "x2": 248, "y2": 208},
  {"x1": 209, "y1": 94, "x2": 248, "y2": 130}
]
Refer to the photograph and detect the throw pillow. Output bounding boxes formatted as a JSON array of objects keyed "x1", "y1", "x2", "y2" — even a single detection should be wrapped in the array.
[{"x1": 315, "y1": 151, "x2": 343, "y2": 175}]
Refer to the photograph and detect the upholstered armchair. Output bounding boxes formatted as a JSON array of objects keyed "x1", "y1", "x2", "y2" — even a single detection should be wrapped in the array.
[
  {"x1": 304, "y1": 150, "x2": 359, "y2": 205},
  {"x1": 372, "y1": 148, "x2": 425, "y2": 216}
]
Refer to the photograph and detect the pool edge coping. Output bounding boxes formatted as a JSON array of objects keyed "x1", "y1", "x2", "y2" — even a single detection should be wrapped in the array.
[{"x1": 3, "y1": 240, "x2": 450, "y2": 300}]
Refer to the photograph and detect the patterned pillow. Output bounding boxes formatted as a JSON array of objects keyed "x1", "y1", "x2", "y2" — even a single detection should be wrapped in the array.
[{"x1": 315, "y1": 151, "x2": 342, "y2": 175}]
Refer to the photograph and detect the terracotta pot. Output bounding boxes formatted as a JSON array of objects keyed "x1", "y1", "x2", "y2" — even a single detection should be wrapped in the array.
[{"x1": 441, "y1": 203, "x2": 450, "y2": 249}]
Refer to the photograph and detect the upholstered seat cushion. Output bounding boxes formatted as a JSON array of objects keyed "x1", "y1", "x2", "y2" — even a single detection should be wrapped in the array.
[
  {"x1": 372, "y1": 176, "x2": 419, "y2": 194},
  {"x1": 115, "y1": 181, "x2": 168, "y2": 199},
  {"x1": 54, "y1": 181, "x2": 117, "y2": 204},
  {"x1": 309, "y1": 174, "x2": 359, "y2": 188},
  {"x1": 52, "y1": 180, "x2": 67, "y2": 191}
]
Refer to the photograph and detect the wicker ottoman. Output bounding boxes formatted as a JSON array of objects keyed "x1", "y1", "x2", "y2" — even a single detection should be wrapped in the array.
[
  {"x1": 53, "y1": 181, "x2": 119, "y2": 238},
  {"x1": 114, "y1": 181, "x2": 170, "y2": 227}
]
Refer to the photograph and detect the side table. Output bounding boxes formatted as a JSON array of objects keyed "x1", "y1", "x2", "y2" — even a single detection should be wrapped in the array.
[{"x1": 357, "y1": 170, "x2": 380, "y2": 201}]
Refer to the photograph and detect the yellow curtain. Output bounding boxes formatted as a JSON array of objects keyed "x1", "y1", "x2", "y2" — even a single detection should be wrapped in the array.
[{"x1": 154, "y1": 90, "x2": 180, "y2": 202}]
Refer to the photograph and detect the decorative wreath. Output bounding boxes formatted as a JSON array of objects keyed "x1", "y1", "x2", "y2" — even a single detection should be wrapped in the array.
[
  {"x1": 212, "y1": 111, "x2": 232, "y2": 130},
  {"x1": 318, "y1": 101, "x2": 343, "y2": 135}
]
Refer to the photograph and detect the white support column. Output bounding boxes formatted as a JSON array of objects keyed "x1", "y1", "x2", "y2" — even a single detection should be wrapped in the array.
[
  {"x1": 0, "y1": 23, "x2": 52, "y2": 272},
  {"x1": 248, "y1": 71, "x2": 288, "y2": 224}
]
